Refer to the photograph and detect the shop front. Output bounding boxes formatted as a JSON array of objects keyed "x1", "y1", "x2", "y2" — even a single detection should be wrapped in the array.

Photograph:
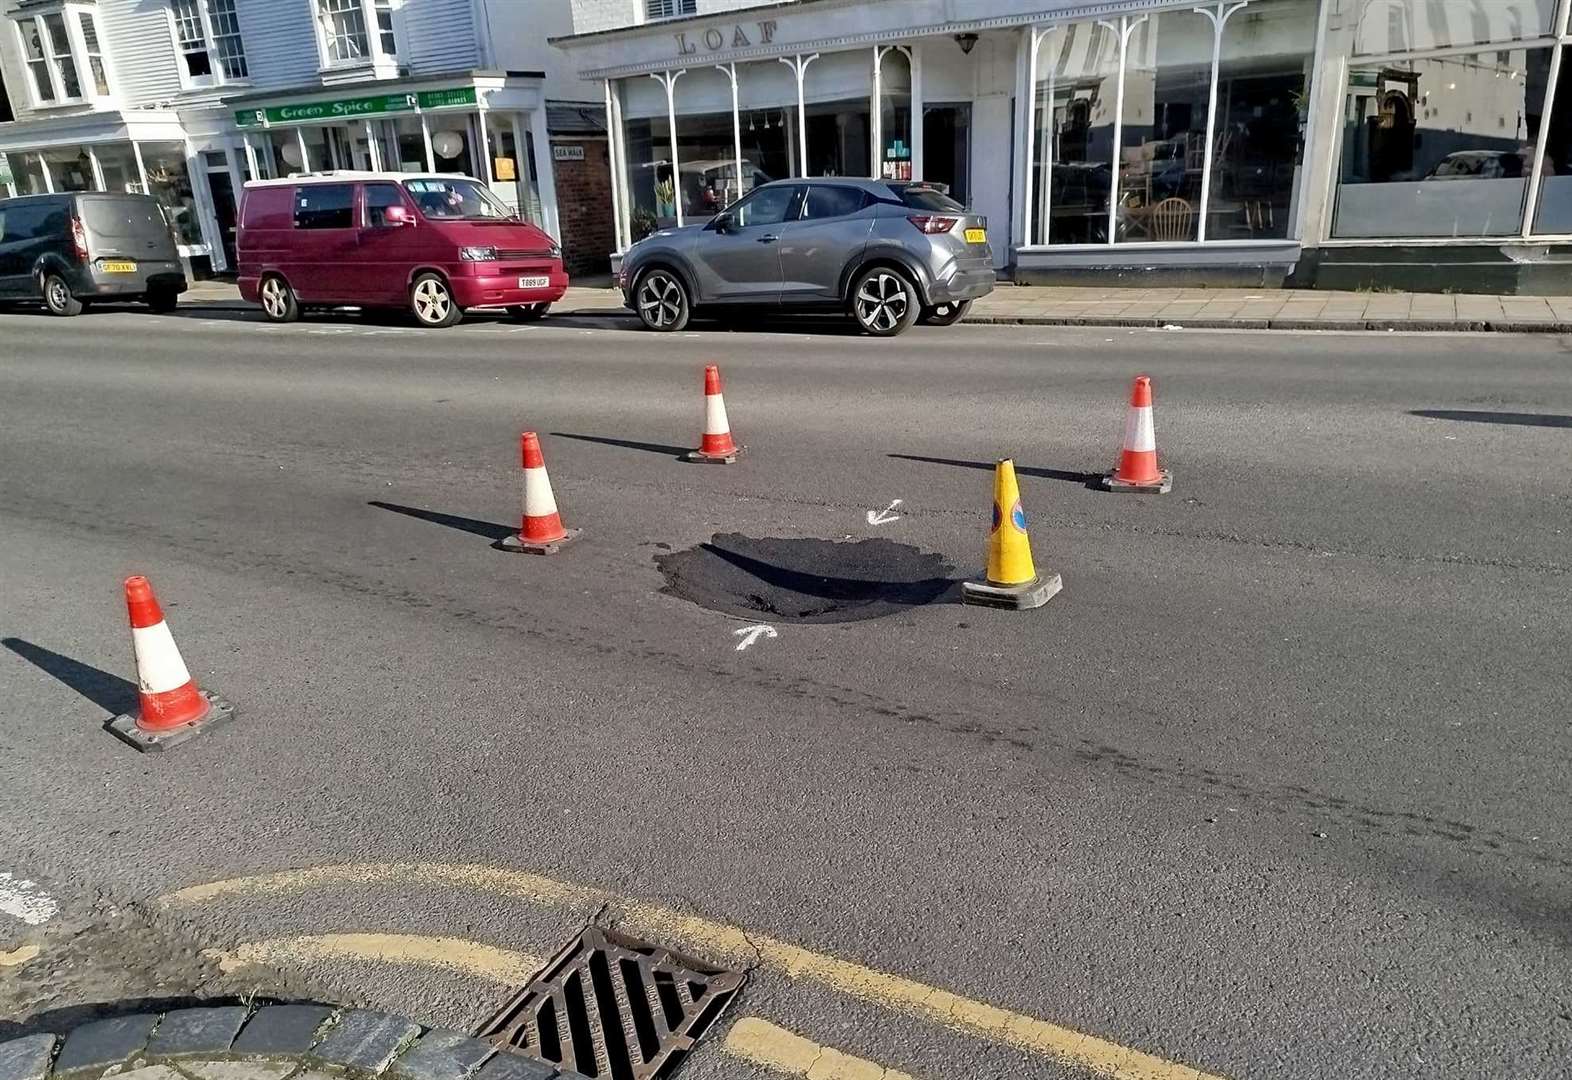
[
  {"x1": 0, "y1": 110, "x2": 219, "y2": 269},
  {"x1": 554, "y1": 0, "x2": 1572, "y2": 293},
  {"x1": 224, "y1": 74, "x2": 559, "y2": 242}
]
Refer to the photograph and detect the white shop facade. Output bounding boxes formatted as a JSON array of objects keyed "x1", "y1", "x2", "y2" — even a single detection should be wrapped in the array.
[{"x1": 553, "y1": 0, "x2": 1572, "y2": 292}]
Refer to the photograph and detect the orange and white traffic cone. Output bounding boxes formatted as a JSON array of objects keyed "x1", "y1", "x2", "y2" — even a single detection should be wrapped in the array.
[
  {"x1": 107, "y1": 575, "x2": 236, "y2": 752},
  {"x1": 501, "y1": 432, "x2": 582, "y2": 554},
  {"x1": 686, "y1": 364, "x2": 742, "y2": 463},
  {"x1": 1102, "y1": 375, "x2": 1173, "y2": 493}
]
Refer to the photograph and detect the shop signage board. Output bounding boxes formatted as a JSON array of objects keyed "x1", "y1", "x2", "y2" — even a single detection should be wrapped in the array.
[
  {"x1": 235, "y1": 87, "x2": 478, "y2": 128},
  {"x1": 553, "y1": 145, "x2": 585, "y2": 161}
]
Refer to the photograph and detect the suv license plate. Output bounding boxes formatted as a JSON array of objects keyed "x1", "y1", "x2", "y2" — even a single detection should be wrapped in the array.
[
  {"x1": 964, "y1": 228, "x2": 987, "y2": 244},
  {"x1": 518, "y1": 275, "x2": 550, "y2": 289},
  {"x1": 102, "y1": 261, "x2": 137, "y2": 273}
]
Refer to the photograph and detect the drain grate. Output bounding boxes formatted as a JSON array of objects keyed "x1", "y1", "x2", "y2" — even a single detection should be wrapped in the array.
[{"x1": 476, "y1": 927, "x2": 744, "y2": 1079}]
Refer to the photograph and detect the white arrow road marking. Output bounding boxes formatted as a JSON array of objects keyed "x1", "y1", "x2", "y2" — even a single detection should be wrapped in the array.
[
  {"x1": 866, "y1": 499, "x2": 903, "y2": 526},
  {"x1": 0, "y1": 873, "x2": 57, "y2": 926},
  {"x1": 733, "y1": 624, "x2": 778, "y2": 651}
]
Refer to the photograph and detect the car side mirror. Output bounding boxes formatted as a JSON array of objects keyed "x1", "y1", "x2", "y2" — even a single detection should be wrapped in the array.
[
  {"x1": 381, "y1": 204, "x2": 412, "y2": 227},
  {"x1": 710, "y1": 212, "x2": 733, "y2": 234}
]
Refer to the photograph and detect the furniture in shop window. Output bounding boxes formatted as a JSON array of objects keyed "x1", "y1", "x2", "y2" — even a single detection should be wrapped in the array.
[{"x1": 1150, "y1": 197, "x2": 1194, "y2": 242}]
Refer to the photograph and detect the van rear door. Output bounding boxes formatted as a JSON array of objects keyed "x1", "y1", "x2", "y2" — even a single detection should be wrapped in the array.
[{"x1": 79, "y1": 195, "x2": 177, "y2": 266}]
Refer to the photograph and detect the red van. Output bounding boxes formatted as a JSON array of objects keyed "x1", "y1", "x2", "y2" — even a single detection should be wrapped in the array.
[{"x1": 236, "y1": 173, "x2": 567, "y2": 328}]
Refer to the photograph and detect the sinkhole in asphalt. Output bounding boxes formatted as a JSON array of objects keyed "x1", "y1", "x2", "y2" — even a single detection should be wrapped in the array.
[{"x1": 655, "y1": 533, "x2": 957, "y2": 623}]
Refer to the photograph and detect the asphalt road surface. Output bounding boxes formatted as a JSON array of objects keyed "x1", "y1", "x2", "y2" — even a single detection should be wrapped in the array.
[{"x1": 2, "y1": 306, "x2": 1569, "y2": 1080}]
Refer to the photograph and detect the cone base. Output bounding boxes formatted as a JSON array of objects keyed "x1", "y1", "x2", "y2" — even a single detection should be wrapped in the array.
[
  {"x1": 498, "y1": 527, "x2": 583, "y2": 555},
  {"x1": 1102, "y1": 469, "x2": 1172, "y2": 494},
  {"x1": 686, "y1": 445, "x2": 742, "y2": 464},
  {"x1": 106, "y1": 690, "x2": 236, "y2": 753},
  {"x1": 962, "y1": 572, "x2": 1062, "y2": 610}
]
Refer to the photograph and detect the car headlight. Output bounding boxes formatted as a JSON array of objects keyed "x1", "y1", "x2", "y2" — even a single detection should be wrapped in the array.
[{"x1": 459, "y1": 246, "x2": 498, "y2": 262}]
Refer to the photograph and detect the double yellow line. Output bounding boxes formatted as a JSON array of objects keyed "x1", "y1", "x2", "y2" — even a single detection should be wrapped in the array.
[{"x1": 165, "y1": 862, "x2": 1225, "y2": 1080}]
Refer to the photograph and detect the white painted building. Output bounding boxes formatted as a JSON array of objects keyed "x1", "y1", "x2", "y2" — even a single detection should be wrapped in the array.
[
  {"x1": 553, "y1": 0, "x2": 1572, "y2": 292},
  {"x1": 0, "y1": 0, "x2": 580, "y2": 273}
]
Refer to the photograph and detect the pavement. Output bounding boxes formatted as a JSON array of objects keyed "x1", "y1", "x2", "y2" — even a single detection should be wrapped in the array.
[
  {"x1": 1, "y1": 307, "x2": 1570, "y2": 1080},
  {"x1": 178, "y1": 277, "x2": 1572, "y2": 332}
]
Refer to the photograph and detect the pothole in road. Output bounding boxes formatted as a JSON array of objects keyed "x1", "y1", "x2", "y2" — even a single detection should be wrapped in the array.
[{"x1": 655, "y1": 533, "x2": 957, "y2": 623}]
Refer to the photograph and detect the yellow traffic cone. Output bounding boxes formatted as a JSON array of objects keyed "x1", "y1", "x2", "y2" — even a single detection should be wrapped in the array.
[{"x1": 962, "y1": 459, "x2": 1062, "y2": 610}]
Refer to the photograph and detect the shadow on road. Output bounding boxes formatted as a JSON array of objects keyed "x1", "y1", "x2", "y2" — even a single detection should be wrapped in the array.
[
  {"x1": 1, "y1": 638, "x2": 137, "y2": 715},
  {"x1": 888, "y1": 453, "x2": 1104, "y2": 489},
  {"x1": 368, "y1": 501, "x2": 514, "y2": 542},
  {"x1": 550, "y1": 432, "x2": 690, "y2": 460},
  {"x1": 1411, "y1": 409, "x2": 1572, "y2": 429}
]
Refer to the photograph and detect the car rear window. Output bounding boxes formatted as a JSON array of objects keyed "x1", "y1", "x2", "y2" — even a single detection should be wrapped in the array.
[
  {"x1": 801, "y1": 185, "x2": 867, "y2": 220},
  {"x1": 80, "y1": 197, "x2": 168, "y2": 241},
  {"x1": 896, "y1": 185, "x2": 965, "y2": 212}
]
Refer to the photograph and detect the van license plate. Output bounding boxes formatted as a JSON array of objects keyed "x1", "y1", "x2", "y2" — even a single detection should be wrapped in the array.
[
  {"x1": 964, "y1": 228, "x2": 987, "y2": 244},
  {"x1": 102, "y1": 261, "x2": 137, "y2": 273},
  {"x1": 518, "y1": 276, "x2": 550, "y2": 289}
]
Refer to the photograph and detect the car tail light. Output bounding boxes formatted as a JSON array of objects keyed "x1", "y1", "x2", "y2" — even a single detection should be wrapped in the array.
[
  {"x1": 907, "y1": 215, "x2": 959, "y2": 235},
  {"x1": 71, "y1": 217, "x2": 89, "y2": 260}
]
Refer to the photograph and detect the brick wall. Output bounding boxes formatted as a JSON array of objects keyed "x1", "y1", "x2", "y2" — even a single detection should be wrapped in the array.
[{"x1": 551, "y1": 137, "x2": 616, "y2": 278}]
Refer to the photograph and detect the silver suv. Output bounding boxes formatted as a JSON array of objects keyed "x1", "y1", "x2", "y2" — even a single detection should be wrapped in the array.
[{"x1": 618, "y1": 179, "x2": 993, "y2": 337}]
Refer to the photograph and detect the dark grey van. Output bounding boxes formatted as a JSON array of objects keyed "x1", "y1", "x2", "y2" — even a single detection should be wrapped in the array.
[{"x1": 0, "y1": 193, "x2": 187, "y2": 316}]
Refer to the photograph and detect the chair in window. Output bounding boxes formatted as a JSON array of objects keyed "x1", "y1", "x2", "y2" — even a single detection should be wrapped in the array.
[{"x1": 1150, "y1": 196, "x2": 1194, "y2": 242}]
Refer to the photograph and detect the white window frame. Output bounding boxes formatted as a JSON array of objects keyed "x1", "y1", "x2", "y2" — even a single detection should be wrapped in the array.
[
  {"x1": 166, "y1": 0, "x2": 248, "y2": 91},
  {"x1": 314, "y1": 0, "x2": 399, "y2": 70},
  {"x1": 645, "y1": 0, "x2": 697, "y2": 21},
  {"x1": 11, "y1": 4, "x2": 111, "y2": 108}
]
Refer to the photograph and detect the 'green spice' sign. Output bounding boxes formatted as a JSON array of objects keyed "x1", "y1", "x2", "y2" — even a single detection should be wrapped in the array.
[{"x1": 234, "y1": 87, "x2": 477, "y2": 128}]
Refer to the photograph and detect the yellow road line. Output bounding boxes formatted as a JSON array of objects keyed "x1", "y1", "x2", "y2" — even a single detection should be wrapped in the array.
[
  {"x1": 724, "y1": 1017, "x2": 916, "y2": 1080},
  {"x1": 161, "y1": 863, "x2": 1223, "y2": 1080},
  {"x1": 203, "y1": 932, "x2": 541, "y2": 984}
]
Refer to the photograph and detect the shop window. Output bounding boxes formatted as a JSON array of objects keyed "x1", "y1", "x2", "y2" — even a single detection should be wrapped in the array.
[
  {"x1": 95, "y1": 144, "x2": 140, "y2": 192},
  {"x1": 1333, "y1": 47, "x2": 1550, "y2": 238},
  {"x1": 1533, "y1": 45, "x2": 1572, "y2": 233},
  {"x1": 1032, "y1": 22, "x2": 1121, "y2": 244},
  {"x1": 1117, "y1": 11, "x2": 1213, "y2": 243},
  {"x1": 140, "y1": 142, "x2": 203, "y2": 245},
  {"x1": 43, "y1": 149, "x2": 94, "y2": 191},
  {"x1": 1207, "y1": 0, "x2": 1316, "y2": 240},
  {"x1": 10, "y1": 153, "x2": 50, "y2": 195},
  {"x1": 646, "y1": 0, "x2": 697, "y2": 19},
  {"x1": 1351, "y1": 0, "x2": 1555, "y2": 57},
  {"x1": 877, "y1": 48, "x2": 913, "y2": 181},
  {"x1": 295, "y1": 183, "x2": 355, "y2": 229}
]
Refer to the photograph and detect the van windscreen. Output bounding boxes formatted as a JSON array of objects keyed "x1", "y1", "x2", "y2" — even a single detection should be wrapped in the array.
[{"x1": 80, "y1": 197, "x2": 169, "y2": 241}]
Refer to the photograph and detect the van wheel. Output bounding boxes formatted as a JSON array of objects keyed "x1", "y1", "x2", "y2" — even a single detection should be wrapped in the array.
[
  {"x1": 259, "y1": 275, "x2": 300, "y2": 322},
  {"x1": 42, "y1": 273, "x2": 83, "y2": 317},
  {"x1": 411, "y1": 273, "x2": 462, "y2": 328},
  {"x1": 851, "y1": 267, "x2": 919, "y2": 337},
  {"x1": 507, "y1": 303, "x2": 550, "y2": 322},
  {"x1": 147, "y1": 286, "x2": 179, "y2": 314}
]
